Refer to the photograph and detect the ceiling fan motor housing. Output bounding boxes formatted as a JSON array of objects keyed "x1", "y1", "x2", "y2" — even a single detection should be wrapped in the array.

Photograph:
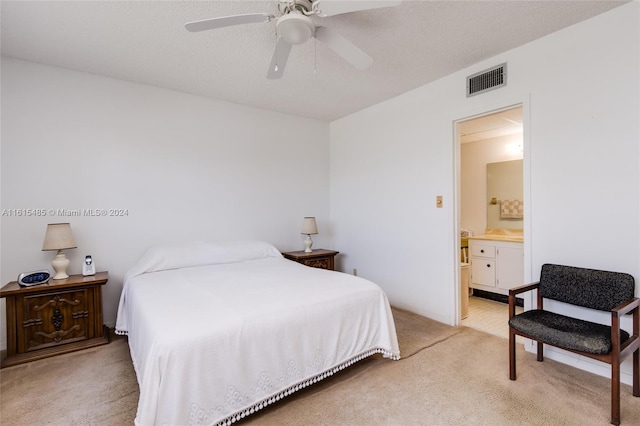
[{"x1": 277, "y1": 0, "x2": 314, "y2": 14}]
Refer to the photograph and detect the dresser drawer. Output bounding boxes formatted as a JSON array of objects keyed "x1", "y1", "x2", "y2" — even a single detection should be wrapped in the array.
[{"x1": 470, "y1": 244, "x2": 496, "y2": 258}]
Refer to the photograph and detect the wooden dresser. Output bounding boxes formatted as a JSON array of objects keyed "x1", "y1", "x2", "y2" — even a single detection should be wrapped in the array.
[
  {"x1": 1, "y1": 271, "x2": 109, "y2": 368},
  {"x1": 282, "y1": 249, "x2": 339, "y2": 271}
]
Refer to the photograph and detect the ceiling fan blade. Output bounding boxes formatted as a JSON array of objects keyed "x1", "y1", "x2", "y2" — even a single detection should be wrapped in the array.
[
  {"x1": 314, "y1": 0, "x2": 402, "y2": 17},
  {"x1": 267, "y1": 38, "x2": 293, "y2": 79},
  {"x1": 185, "y1": 13, "x2": 273, "y2": 32},
  {"x1": 314, "y1": 26, "x2": 373, "y2": 70}
]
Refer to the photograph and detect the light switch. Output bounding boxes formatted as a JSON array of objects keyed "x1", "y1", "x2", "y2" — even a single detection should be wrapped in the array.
[{"x1": 436, "y1": 196, "x2": 443, "y2": 208}]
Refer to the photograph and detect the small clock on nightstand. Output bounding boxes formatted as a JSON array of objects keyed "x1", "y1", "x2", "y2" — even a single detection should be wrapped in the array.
[{"x1": 281, "y1": 249, "x2": 339, "y2": 271}]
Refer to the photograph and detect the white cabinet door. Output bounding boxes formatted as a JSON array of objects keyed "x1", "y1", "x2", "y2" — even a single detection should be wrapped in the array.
[
  {"x1": 496, "y1": 247, "x2": 524, "y2": 290},
  {"x1": 471, "y1": 259, "x2": 496, "y2": 287}
]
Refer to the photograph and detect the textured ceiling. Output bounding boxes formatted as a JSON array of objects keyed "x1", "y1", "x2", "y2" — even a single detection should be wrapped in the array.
[{"x1": 0, "y1": 0, "x2": 628, "y2": 121}]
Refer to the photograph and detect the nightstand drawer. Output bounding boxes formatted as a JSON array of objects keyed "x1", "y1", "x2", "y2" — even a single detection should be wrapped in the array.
[
  {"x1": 299, "y1": 257, "x2": 333, "y2": 270},
  {"x1": 281, "y1": 249, "x2": 339, "y2": 271},
  {"x1": 20, "y1": 288, "x2": 91, "y2": 353}
]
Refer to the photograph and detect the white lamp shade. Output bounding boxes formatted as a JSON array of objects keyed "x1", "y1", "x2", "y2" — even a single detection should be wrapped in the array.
[
  {"x1": 277, "y1": 13, "x2": 315, "y2": 45},
  {"x1": 301, "y1": 217, "x2": 318, "y2": 235},
  {"x1": 42, "y1": 223, "x2": 77, "y2": 251}
]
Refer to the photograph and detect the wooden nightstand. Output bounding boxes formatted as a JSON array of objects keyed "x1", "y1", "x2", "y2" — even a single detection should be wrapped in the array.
[
  {"x1": 1, "y1": 271, "x2": 109, "y2": 368},
  {"x1": 282, "y1": 249, "x2": 339, "y2": 271}
]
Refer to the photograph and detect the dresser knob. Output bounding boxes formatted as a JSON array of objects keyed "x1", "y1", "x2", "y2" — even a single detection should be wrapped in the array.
[
  {"x1": 480, "y1": 249, "x2": 484, "y2": 253},
  {"x1": 486, "y1": 264, "x2": 491, "y2": 268}
]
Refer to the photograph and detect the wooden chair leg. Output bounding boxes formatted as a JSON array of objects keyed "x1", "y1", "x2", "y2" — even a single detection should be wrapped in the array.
[
  {"x1": 509, "y1": 328, "x2": 516, "y2": 380},
  {"x1": 611, "y1": 361, "x2": 620, "y2": 425},
  {"x1": 537, "y1": 341, "x2": 543, "y2": 362},
  {"x1": 634, "y1": 348, "x2": 639, "y2": 397}
]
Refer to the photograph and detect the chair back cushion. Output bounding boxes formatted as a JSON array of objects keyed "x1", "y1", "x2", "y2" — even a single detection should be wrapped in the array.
[{"x1": 539, "y1": 264, "x2": 635, "y2": 311}]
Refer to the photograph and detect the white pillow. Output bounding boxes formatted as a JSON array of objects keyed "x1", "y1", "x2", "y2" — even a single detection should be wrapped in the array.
[{"x1": 124, "y1": 240, "x2": 282, "y2": 281}]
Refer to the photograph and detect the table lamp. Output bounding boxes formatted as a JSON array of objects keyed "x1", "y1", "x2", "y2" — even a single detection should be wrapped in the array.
[
  {"x1": 301, "y1": 217, "x2": 318, "y2": 253},
  {"x1": 42, "y1": 223, "x2": 77, "y2": 279}
]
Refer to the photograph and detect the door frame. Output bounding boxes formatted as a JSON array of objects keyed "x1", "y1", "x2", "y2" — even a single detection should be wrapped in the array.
[{"x1": 450, "y1": 94, "x2": 533, "y2": 326}]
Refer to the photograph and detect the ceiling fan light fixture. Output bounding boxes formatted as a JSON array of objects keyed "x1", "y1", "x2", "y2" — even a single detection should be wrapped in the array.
[{"x1": 277, "y1": 13, "x2": 315, "y2": 45}]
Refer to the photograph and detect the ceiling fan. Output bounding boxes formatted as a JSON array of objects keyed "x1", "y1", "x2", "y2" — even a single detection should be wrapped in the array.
[{"x1": 185, "y1": 0, "x2": 401, "y2": 79}]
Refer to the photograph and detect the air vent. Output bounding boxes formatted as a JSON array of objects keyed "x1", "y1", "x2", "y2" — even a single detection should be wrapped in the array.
[{"x1": 466, "y1": 63, "x2": 506, "y2": 97}]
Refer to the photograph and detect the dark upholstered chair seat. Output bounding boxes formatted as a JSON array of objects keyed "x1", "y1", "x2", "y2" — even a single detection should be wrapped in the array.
[{"x1": 509, "y1": 309, "x2": 630, "y2": 355}]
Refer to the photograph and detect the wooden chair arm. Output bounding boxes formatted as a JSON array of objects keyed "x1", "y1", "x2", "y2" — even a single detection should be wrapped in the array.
[
  {"x1": 509, "y1": 282, "x2": 540, "y2": 319},
  {"x1": 610, "y1": 298, "x2": 639, "y2": 358},
  {"x1": 611, "y1": 297, "x2": 639, "y2": 317},
  {"x1": 509, "y1": 282, "x2": 540, "y2": 296}
]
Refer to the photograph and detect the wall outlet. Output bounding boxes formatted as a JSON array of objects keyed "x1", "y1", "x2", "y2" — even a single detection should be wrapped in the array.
[{"x1": 353, "y1": 268, "x2": 358, "y2": 276}]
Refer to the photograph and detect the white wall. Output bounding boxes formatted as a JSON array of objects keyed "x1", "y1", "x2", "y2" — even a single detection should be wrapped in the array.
[
  {"x1": 331, "y1": 2, "x2": 639, "y2": 381},
  {"x1": 0, "y1": 58, "x2": 331, "y2": 348}
]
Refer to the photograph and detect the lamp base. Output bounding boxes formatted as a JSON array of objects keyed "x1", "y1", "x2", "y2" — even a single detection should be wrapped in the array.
[
  {"x1": 304, "y1": 235, "x2": 313, "y2": 253},
  {"x1": 51, "y1": 250, "x2": 70, "y2": 280}
]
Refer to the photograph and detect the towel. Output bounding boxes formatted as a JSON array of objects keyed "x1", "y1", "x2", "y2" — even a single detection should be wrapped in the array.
[{"x1": 500, "y1": 200, "x2": 523, "y2": 219}]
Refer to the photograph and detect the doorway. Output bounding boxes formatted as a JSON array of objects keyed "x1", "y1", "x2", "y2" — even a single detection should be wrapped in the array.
[{"x1": 455, "y1": 105, "x2": 524, "y2": 338}]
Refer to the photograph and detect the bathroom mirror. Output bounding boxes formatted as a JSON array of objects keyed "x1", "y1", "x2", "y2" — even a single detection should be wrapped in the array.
[{"x1": 486, "y1": 159, "x2": 523, "y2": 229}]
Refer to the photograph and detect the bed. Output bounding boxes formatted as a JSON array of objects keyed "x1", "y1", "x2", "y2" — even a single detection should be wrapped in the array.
[{"x1": 115, "y1": 241, "x2": 400, "y2": 425}]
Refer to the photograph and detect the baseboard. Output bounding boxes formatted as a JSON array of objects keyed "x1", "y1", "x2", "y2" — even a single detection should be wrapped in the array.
[{"x1": 472, "y1": 289, "x2": 523, "y2": 307}]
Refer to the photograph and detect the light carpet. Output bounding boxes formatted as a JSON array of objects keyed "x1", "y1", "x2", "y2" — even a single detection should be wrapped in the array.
[{"x1": 1, "y1": 308, "x2": 638, "y2": 425}]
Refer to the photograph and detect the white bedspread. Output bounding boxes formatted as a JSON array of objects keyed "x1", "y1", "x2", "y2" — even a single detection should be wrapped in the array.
[{"x1": 116, "y1": 241, "x2": 399, "y2": 425}]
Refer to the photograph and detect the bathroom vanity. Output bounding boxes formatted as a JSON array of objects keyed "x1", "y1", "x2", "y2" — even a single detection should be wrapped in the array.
[{"x1": 468, "y1": 233, "x2": 523, "y2": 296}]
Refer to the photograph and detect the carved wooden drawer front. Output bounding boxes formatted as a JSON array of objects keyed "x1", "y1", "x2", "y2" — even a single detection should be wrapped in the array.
[
  {"x1": 21, "y1": 289, "x2": 90, "y2": 352},
  {"x1": 301, "y1": 258, "x2": 331, "y2": 270},
  {"x1": 1, "y1": 272, "x2": 109, "y2": 368},
  {"x1": 281, "y1": 249, "x2": 339, "y2": 271}
]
